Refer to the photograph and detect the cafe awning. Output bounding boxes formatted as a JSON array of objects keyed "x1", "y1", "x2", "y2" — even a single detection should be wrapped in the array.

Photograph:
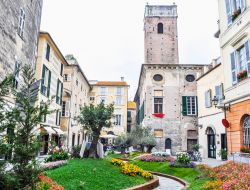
[
  {"x1": 43, "y1": 126, "x2": 56, "y2": 135},
  {"x1": 53, "y1": 128, "x2": 64, "y2": 135}
]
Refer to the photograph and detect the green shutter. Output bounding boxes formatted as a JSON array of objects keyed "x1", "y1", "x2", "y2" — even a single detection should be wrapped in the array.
[
  {"x1": 47, "y1": 70, "x2": 51, "y2": 97},
  {"x1": 60, "y1": 82, "x2": 63, "y2": 105},
  {"x1": 182, "y1": 96, "x2": 187, "y2": 116},
  {"x1": 196, "y1": 96, "x2": 198, "y2": 116},
  {"x1": 41, "y1": 65, "x2": 46, "y2": 93},
  {"x1": 60, "y1": 64, "x2": 63, "y2": 76},
  {"x1": 56, "y1": 79, "x2": 59, "y2": 104}
]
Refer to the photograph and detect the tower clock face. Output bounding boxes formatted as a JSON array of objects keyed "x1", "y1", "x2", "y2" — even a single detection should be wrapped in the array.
[
  {"x1": 153, "y1": 74, "x2": 163, "y2": 81},
  {"x1": 185, "y1": 74, "x2": 195, "y2": 82}
]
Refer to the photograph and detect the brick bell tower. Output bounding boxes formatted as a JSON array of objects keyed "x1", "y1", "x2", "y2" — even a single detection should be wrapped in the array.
[{"x1": 144, "y1": 3, "x2": 179, "y2": 64}]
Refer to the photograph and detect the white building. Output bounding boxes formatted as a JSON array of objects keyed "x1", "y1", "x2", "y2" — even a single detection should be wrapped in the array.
[{"x1": 197, "y1": 58, "x2": 226, "y2": 160}]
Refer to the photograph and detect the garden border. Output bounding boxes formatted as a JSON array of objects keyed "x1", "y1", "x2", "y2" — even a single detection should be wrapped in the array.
[
  {"x1": 150, "y1": 171, "x2": 189, "y2": 190},
  {"x1": 124, "y1": 176, "x2": 159, "y2": 190}
]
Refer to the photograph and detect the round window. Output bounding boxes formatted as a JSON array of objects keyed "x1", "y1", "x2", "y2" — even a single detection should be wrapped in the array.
[
  {"x1": 185, "y1": 74, "x2": 195, "y2": 82},
  {"x1": 153, "y1": 74, "x2": 163, "y2": 81}
]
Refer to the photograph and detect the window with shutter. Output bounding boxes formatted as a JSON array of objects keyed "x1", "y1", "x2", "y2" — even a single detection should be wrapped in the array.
[
  {"x1": 231, "y1": 52, "x2": 237, "y2": 85},
  {"x1": 182, "y1": 96, "x2": 187, "y2": 116},
  {"x1": 41, "y1": 65, "x2": 50, "y2": 97},
  {"x1": 187, "y1": 96, "x2": 197, "y2": 116},
  {"x1": 205, "y1": 90, "x2": 212, "y2": 108},
  {"x1": 225, "y1": 0, "x2": 232, "y2": 25},
  {"x1": 18, "y1": 8, "x2": 25, "y2": 38},
  {"x1": 46, "y1": 43, "x2": 50, "y2": 61},
  {"x1": 245, "y1": 41, "x2": 250, "y2": 77}
]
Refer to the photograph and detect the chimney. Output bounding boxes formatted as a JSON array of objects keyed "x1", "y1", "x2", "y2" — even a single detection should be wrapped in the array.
[{"x1": 121, "y1": 77, "x2": 124, "y2": 81}]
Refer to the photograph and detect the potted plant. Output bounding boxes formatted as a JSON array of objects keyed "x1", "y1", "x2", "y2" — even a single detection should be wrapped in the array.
[
  {"x1": 232, "y1": 8, "x2": 241, "y2": 21},
  {"x1": 218, "y1": 149, "x2": 227, "y2": 160},
  {"x1": 237, "y1": 70, "x2": 248, "y2": 82}
]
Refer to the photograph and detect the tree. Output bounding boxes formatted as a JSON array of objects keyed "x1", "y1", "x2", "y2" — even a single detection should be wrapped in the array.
[
  {"x1": 77, "y1": 102, "x2": 114, "y2": 158},
  {"x1": 130, "y1": 125, "x2": 156, "y2": 153},
  {"x1": 4, "y1": 64, "x2": 51, "y2": 189},
  {"x1": 0, "y1": 75, "x2": 15, "y2": 189}
]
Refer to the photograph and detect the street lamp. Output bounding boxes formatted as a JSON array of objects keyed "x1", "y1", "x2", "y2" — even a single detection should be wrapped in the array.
[{"x1": 211, "y1": 96, "x2": 219, "y2": 106}]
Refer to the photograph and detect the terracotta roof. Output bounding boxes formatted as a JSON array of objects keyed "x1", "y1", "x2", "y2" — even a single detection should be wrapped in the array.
[
  {"x1": 95, "y1": 81, "x2": 128, "y2": 86},
  {"x1": 128, "y1": 101, "x2": 136, "y2": 109}
]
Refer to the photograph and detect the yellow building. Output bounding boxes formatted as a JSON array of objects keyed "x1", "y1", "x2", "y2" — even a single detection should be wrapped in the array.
[
  {"x1": 127, "y1": 101, "x2": 137, "y2": 133},
  {"x1": 35, "y1": 32, "x2": 67, "y2": 155},
  {"x1": 90, "y1": 80, "x2": 129, "y2": 137},
  {"x1": 61, "y1": 55, "x2": 91, "y2": 151}
]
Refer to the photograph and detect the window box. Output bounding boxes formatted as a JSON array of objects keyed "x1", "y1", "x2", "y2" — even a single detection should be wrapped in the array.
[{"x1": 237, "y1": 70, "x2": 248, "y2": 82}]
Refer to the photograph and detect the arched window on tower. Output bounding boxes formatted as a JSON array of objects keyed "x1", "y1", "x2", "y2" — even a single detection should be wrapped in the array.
[{"x1": 157, "y1": 23, "x2": 163, "y2": 34}]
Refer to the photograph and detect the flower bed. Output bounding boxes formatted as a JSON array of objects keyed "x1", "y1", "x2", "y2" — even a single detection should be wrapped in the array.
[
  {"x1": 41, "y1": 160, "x2": 67, "y2": 170},
  {"x1": 37, "y1": 173, "x2": 64, "y2": 190},
  {"x1": 111, "y1": 158, "x2": 153, "y2": 179},
  {"x1": 137, "y1": 154, "x2": 175, "y2": 162},
  {"x1": 198, "y1": 161, "x2": 250, "y2": 190}
]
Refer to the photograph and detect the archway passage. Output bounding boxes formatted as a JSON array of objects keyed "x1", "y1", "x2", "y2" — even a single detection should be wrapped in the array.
[
  {"x1": 206, "y1": 127, "x2": 216, "y2": 158},
  {"x1": 165, "y1": 138, "x2": 171, "y2": 149}
]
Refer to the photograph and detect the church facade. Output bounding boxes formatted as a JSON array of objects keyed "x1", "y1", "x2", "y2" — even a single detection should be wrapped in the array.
[{"x1": 134, "y1": 4, "x2": 206, "y2": 154}]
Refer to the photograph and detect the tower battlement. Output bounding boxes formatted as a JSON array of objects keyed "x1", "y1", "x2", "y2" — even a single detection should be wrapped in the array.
[{"x1": 144, "y1": 4, "x2": 177, "y2": 18}]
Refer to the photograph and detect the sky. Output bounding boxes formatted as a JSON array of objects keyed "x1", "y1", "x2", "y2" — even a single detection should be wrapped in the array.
[{"x1": 41, "y1": 0, "x2": 220, "y2": 100}]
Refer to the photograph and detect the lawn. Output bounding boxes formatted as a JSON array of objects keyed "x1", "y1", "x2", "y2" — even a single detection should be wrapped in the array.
[
  {"x1": 131, "y1": 160, "x2": 210, "y2": 190},
  {"x1": 46, "y1": 159, "x2": 147, "y2": 190}
]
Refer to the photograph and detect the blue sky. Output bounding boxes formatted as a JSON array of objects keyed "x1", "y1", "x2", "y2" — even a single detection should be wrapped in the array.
[{"x1": 41, "y1": 0, "x2": 220, "y2": 100}]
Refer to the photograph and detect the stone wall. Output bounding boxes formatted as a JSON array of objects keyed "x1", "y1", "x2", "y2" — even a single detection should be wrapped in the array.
[
  {"x1": 136, "y1": 64, "x2": 204, "y2": 154},
  {"x1": 0, "y1": 0, "x2": 43, "y2": 80},
  {"x1": 144, "y1": 14, "x2": 179, "y2": 64}
]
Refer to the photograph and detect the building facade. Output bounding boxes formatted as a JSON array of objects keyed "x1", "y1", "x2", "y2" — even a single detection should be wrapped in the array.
[
  {"x1": 35, "y1": 32, "x2": 66, "y2": 155},
  {"x1": 134, "y1": 4, "x2": 206, "y2": 154},
  {"x1": 127, "y1": 101, "x2": 137, "y2": 133},
  {"x1": 197, "y1": 58, "x2": 226, "y2": 160},
  {"x1": 217, "y1": 0, "x2": 250, "y2": 155},
  {"x1": 0, "y1": 0, "x2": 43, "y2": 81},
  {"x1": 90, "y1": 80, "x2": 129, "y2": 137},
  {"x1": 61, "y1": 55, "x2": 91, "y2": 151}
]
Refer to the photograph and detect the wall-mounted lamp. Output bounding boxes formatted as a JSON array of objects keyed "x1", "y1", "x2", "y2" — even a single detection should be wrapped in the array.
[{"x1": 211, "y1": 96, "x2": 230, "y2": 111}]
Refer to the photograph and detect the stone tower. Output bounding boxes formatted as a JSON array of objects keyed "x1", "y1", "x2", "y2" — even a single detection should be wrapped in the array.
[{"x1": 144, "y1": 4, "x2": 179, "y2": 64}]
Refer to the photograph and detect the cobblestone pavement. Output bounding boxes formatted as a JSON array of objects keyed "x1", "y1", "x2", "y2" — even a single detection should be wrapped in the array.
[
  {"x1": 154, "y1": 176, "x2": 184, "y2": 190},
  {"x1": 195, "y1": 158, "x2": 226, "y2": 167}
]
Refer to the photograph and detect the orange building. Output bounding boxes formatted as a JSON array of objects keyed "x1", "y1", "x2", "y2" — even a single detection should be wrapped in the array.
[{"x1": 226, "y1": 100, "x2": 250, "y2": 153}]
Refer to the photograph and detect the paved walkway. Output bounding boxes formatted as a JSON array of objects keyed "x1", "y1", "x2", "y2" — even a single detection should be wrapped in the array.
[
  {"x1": 154, "y1": 175, "x2": 184, "y2": 190},
  {"x1": 194, "y1": 158, "x2": 226, "y2": 167}
]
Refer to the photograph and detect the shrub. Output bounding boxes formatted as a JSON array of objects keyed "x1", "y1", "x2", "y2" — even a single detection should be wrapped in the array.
[
  {"x1": 170, "y1": 153, "x2": 196, "y2": 168},
  {"x1": 45, "y1": 150, "x2": 69, "y2": 162},
  {"x1": 240, "y1": 146, "x2": 250, "y2": 153},
  {"x1": 72, "y1": 145, "x2": 81, "y2": 158},
  {"x1": 41, "y1": 160, "x2": 67, "y2": 170},
  {"x1": 137, "y1": 154, "x2": 175, "y2": 162},
  {"x1": 170, "y1": 161, "x2": 196, "y2": 168},
  {"x1": 176, "y1": 153, "x2": 190, "y2": 165}
]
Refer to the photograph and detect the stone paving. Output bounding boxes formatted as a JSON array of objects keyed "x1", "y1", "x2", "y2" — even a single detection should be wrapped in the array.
[
  {"x1": 195, "y1": 158, "x2": 226, "y2": 167},
  {"x1": 154, "y1": 175, "x2": 184, "y2": 190}
]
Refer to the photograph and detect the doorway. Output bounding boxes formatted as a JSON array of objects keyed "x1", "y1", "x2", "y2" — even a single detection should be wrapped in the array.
[
  {"x1": 165, "y1": 138, "x2": 171, "y2": 149},
  {"x1": 207, "y1": 127, "x2": 216, "y2": 158}
]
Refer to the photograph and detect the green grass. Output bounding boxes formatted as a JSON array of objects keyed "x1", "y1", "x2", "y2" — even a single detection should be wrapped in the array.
[
  {"x1": 46, "y1": 159, "x2": 147, "y2": 190},
  {"x1": 131, "y1": 160, "x2": 210, "y2": 190}
]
